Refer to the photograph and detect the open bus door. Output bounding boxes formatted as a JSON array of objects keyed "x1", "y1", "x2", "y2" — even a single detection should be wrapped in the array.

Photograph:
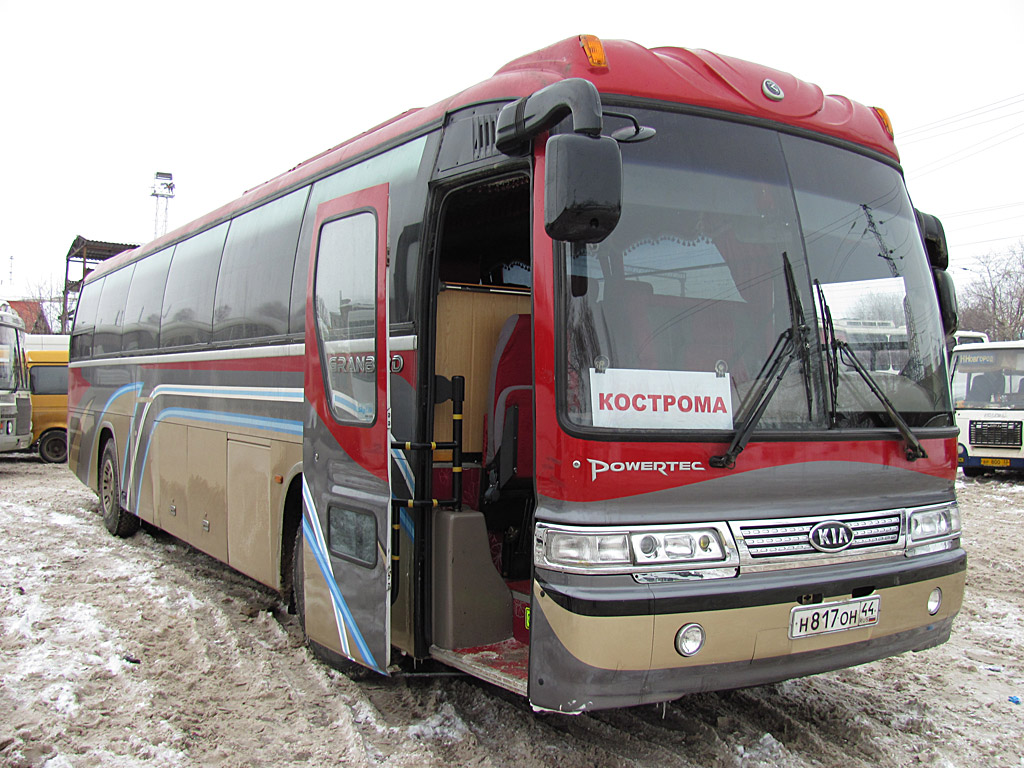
[{"x1": 302, "y1": 185, "x2": 392, "y2": 673}]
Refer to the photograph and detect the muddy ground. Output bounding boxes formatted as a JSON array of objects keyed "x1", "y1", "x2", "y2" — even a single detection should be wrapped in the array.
[{"x1": 1, "y1": 455, "x2": 1021, "y2": 767}]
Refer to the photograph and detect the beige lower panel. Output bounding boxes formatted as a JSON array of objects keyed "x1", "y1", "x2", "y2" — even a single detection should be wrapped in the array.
[
  {"x1": 536, "y1": 582, "x2": 655, "y2": 672},
  {"x1": 540, "y1": 571, "x2": 965, "y2": 672},
  {"x1": 226, "y1": 438, "x2": 273, "y2": 586},
  {"x1": 303, "y1": 538, "x2": 345, "y2": 656},
  {"x1": 187, "y1": 427, "x2": 227, "y2": 562}
]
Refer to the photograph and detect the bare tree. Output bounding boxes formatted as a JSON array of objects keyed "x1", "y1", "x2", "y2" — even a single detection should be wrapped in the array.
[
  {"x1": 957, "y1": 241, "x2": 1024, "y2": 341},
  {"x1": 20, "y1": 276, "x2": 64, "y2": 334},
  {"x1": 850, "y1": 291, "x2": 906, "y2": 327}
]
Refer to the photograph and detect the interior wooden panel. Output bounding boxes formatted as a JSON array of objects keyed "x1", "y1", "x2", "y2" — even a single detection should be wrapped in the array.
[{"x1": 434, "y1": 287, "x2": 531, "y2": 456}]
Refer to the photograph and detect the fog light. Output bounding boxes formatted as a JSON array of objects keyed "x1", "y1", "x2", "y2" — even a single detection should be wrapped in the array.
[
  {"x1": 675, "y1": 623, "x2": 705, "y2": 657},
  {"x1": 927, "y1": 588, "x2": 942, "y2": 615}
]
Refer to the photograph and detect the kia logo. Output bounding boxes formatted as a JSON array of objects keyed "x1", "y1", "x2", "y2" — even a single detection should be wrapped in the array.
[
  {"x1": 808, "y1": 521, "x2": 854, "y2": 553},
  {"x1": 762, "y1": 78, "x2": 785, "y2": 102}
]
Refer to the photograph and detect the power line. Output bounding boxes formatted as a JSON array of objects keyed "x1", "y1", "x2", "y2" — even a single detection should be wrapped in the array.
[
  {"x1": 906, "y1": 122, "x2": 1024, "y2": 179},
  {"x1": 953, "y1": 213, "x2": 1024, "y2": 232},
  {"x1": 939, "y1": 202, "x2": 1024, "y2": 218},
  {"x1": 900, "y1": 107, "x2": 1024, "y2": 145},
  {"x1": 901, "y1": 92, "x2": 1024, "y2": 137},
  {"x1": 951, "y1": 235, "x2": 1023, "y2": 247}
]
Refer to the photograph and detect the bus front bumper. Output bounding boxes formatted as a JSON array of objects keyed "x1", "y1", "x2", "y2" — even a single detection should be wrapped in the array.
[{"x1": 527, "y1": 549, "x2": 965, "y2": 713}]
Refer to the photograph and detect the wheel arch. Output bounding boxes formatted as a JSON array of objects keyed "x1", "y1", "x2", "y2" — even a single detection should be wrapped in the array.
[{"x1": 279, "y1": 466, "x2": 304, "y2": 604}]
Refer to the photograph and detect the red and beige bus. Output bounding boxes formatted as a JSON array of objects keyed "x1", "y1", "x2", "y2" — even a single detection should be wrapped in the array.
[{"x1": 68, "y1": 36, "x2": 964, "y2": 713}]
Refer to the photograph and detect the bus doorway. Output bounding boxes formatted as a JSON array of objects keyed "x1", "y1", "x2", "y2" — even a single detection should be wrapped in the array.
[{"x1": 427, "y1": 174, "x2": 534, "y2": 692}]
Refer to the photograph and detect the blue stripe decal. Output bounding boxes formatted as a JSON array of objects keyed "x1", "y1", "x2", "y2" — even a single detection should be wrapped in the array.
[
  {"x1": 149, "y1": 407, "x2": 302, "y2": 436},
  {"x1": 145, "y1": 385, "x2": 303, "y2": 401},
  {"x1": 99, "y1": 382, "x2": 143, "y2": 423},
  {"x1": 300, "y1": 478, "x2": 380, "y2": 671},
  {"x1": 133, "y1": 406, "x2": 302, "y2": 508},
  {"x1": 93, "y1": 382, "x2": 142, "y2": 490}
]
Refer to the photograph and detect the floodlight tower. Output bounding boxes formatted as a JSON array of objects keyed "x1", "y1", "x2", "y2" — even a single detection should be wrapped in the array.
[{"x1": 151, "y1": 172, "x2": 175, "y2": 238}]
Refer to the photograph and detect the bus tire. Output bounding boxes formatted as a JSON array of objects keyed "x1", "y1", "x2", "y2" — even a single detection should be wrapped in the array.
[
  {"x1": 292, "y1": 524, "x2": 307, "y2": 639},
  {"x1": 38, "y1": 429, "x2": 67, "y2": 464},
  {"x1": 99, "y1": 440, "x2": 139, "y2": 538},
  {"x1": 962, "y1": 466, "x2": 985, "y2": 478}
]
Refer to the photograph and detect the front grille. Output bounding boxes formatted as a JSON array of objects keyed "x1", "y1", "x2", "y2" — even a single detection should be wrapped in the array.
[
  {"x1": 734, "y1": 511, "x2": 902, "y2": 560},
  {"x1": 969, "y1": 420, "x2": 1023, "y2": 448},
  {"x1": 16, "y1": 397, "x2": 30, "y2": 434}
]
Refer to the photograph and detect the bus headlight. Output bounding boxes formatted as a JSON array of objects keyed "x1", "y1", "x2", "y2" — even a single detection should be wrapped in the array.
[
  {"x1": 909, "y1": 504, "x2": 961, "y2": 542},
  {"x1": 535, "y1": 523, "x2": 738, "y2": 574},
  {"x1": 907, "y1": 503, "x2": 961, "y2": 556},
  {"x1": 542, "y1": 531, "x2": 631, "y2": 568},
  {"x1": 631, "y1": 529, "x2": 727, "y2": 565}
]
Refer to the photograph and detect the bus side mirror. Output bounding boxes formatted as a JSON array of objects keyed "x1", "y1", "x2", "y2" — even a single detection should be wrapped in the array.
[
  {"x1": 934, "y1": 268, "x2": 958, "y2": 337},
  {"x1": 916, "y1": 210, "x2": 949, "y2": 270},
  {"x1": 544, "y1": 133, "x2": 622, "y2": 243}
]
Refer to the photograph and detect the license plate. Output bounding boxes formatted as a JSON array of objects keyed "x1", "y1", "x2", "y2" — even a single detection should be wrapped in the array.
[
  {"x1": 789, "y1": 596, "x2": 880, "y2": 639},
  {"x1": 980, "y1": 458, "x2": 1011, "y2": 467}
]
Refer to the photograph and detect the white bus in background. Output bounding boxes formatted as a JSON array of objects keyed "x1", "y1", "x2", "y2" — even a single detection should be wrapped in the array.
[
  {"x1": 831, "y1": 318, "x2": 909, "y2": 374},
  {"x1": 950, "y1": 340, "x2": 1024, "y2": 476},
  {"x1": 0, "y1": 300, "x2": 31, "y2": 453},
  {"x1": 953, "y1": 330, "x2": 990, "y2": 346}
]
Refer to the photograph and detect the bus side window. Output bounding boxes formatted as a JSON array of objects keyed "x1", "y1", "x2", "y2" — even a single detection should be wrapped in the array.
[
  {"x1": 160, "y1": 224, "x2": 228, "y2": 349},
  {"x1": 123, "y1": 247, "x2": 173, "y2": 352},
  {"x1": 70, "y1": 277, "x2": 104, "y2": 361},
  {"x1": 213, "y1": 188, "x2": 308, "y2": 342},
  {"x1": 92, "y1": 265, "x2": 136, "y2": 357}
]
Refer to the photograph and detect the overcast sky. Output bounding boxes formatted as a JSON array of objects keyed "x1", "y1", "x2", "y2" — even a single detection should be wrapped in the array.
[{"x1": 1, "y1": 0, "x2": 1021, "y2": 301}]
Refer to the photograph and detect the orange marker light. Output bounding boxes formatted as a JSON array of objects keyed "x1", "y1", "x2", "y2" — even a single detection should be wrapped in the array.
[
  {"x1": 579, "y1": 35, "x2": 608, "y2": 69},
  {"x1": 872, "y1": 107, "x2": 894, "y2": 139}
]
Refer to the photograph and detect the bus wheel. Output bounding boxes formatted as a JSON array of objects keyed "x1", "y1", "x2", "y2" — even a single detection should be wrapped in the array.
[
  {"x1": 292, "y1": 525, "x2": 307, "y2": 639},
  {"x1": 99, "y1": 440, "x2": 139, "y2": 538},
  {"x1": 962, "y1": 466, "x2": 985, "y2": 478},
  {"x1": 38, "y1": 430, "x2": 67, "y2": 464}
]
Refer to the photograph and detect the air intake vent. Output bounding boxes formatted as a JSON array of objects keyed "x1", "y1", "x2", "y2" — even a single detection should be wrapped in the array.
[
  {"x1": 473, "y1": 115, "x2": 497, "y2": 161},
  {"x1": 969, "y1": 420, "x2": 1022, "y2": 447}
]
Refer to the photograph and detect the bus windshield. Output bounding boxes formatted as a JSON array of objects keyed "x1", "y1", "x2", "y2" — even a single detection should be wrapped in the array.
[
  {"x1": 561, "y1": 108, "x2": 951, "y2": 435},
  {"x1": 0, "y1": 323, "x2": 23, "y2": 392},
  {"x1": 951, "y1": 346, "x2": 1024, "y2": 410}
]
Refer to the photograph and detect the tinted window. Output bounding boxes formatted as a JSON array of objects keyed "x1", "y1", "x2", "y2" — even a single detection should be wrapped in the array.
[
  {"x1": 69, "y1": 277, "x2": 104, "y2": 360},
  {"x1": 315, "y1": 212, "x2": 377, "y2": 424},
  {"x1": 291, "y1": 137, "x2": 429, "y2": 333},
  {"x1": 123, "y1": 248, "x2": 173, "y2": 352},
  {"x1": 213, "y1": 188, "x2": 308, "y2": 342},
  {"x1": 160, "y1": 224, "x2": 228, "y2": 348},
  {"x1": 93, "y1": 265, "x2": 135, "y2": 356},
  {"x1": 30, "y1": 364, "x2": 68, "y2": 395}
]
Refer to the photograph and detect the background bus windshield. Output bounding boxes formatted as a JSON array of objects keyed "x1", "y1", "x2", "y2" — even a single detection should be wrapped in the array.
[{"x1": 952, "y1": 348, "x2": 1024, "y2": 410}]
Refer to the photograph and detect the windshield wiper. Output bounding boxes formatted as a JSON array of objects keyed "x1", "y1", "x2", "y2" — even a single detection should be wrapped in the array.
[
  {"x1": 814, "y1": 283, "x2": 927, "y2": 462},
  {"x1": 815, "y1": 280, "x2": 840, "y2": 427},
  {"x1": 710, "y1": 253, "x2": 811, "y2": 469}
]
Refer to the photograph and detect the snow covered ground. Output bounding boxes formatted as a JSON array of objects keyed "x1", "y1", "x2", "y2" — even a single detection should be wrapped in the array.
[{"x1": 1, "y1": 455, "x2": 1022, "y2": 767}]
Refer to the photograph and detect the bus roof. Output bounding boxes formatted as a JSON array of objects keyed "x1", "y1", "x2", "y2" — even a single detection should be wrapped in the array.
[
  {"x1": 94, "y1": 36, "x2": 898, "y2": 280},
  {"x1": 26, "y1": 334, "x2": 69, "y2": 352},
  {"x1": 952, "y1": 340, "x2": 1024, "y2": 353}
]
